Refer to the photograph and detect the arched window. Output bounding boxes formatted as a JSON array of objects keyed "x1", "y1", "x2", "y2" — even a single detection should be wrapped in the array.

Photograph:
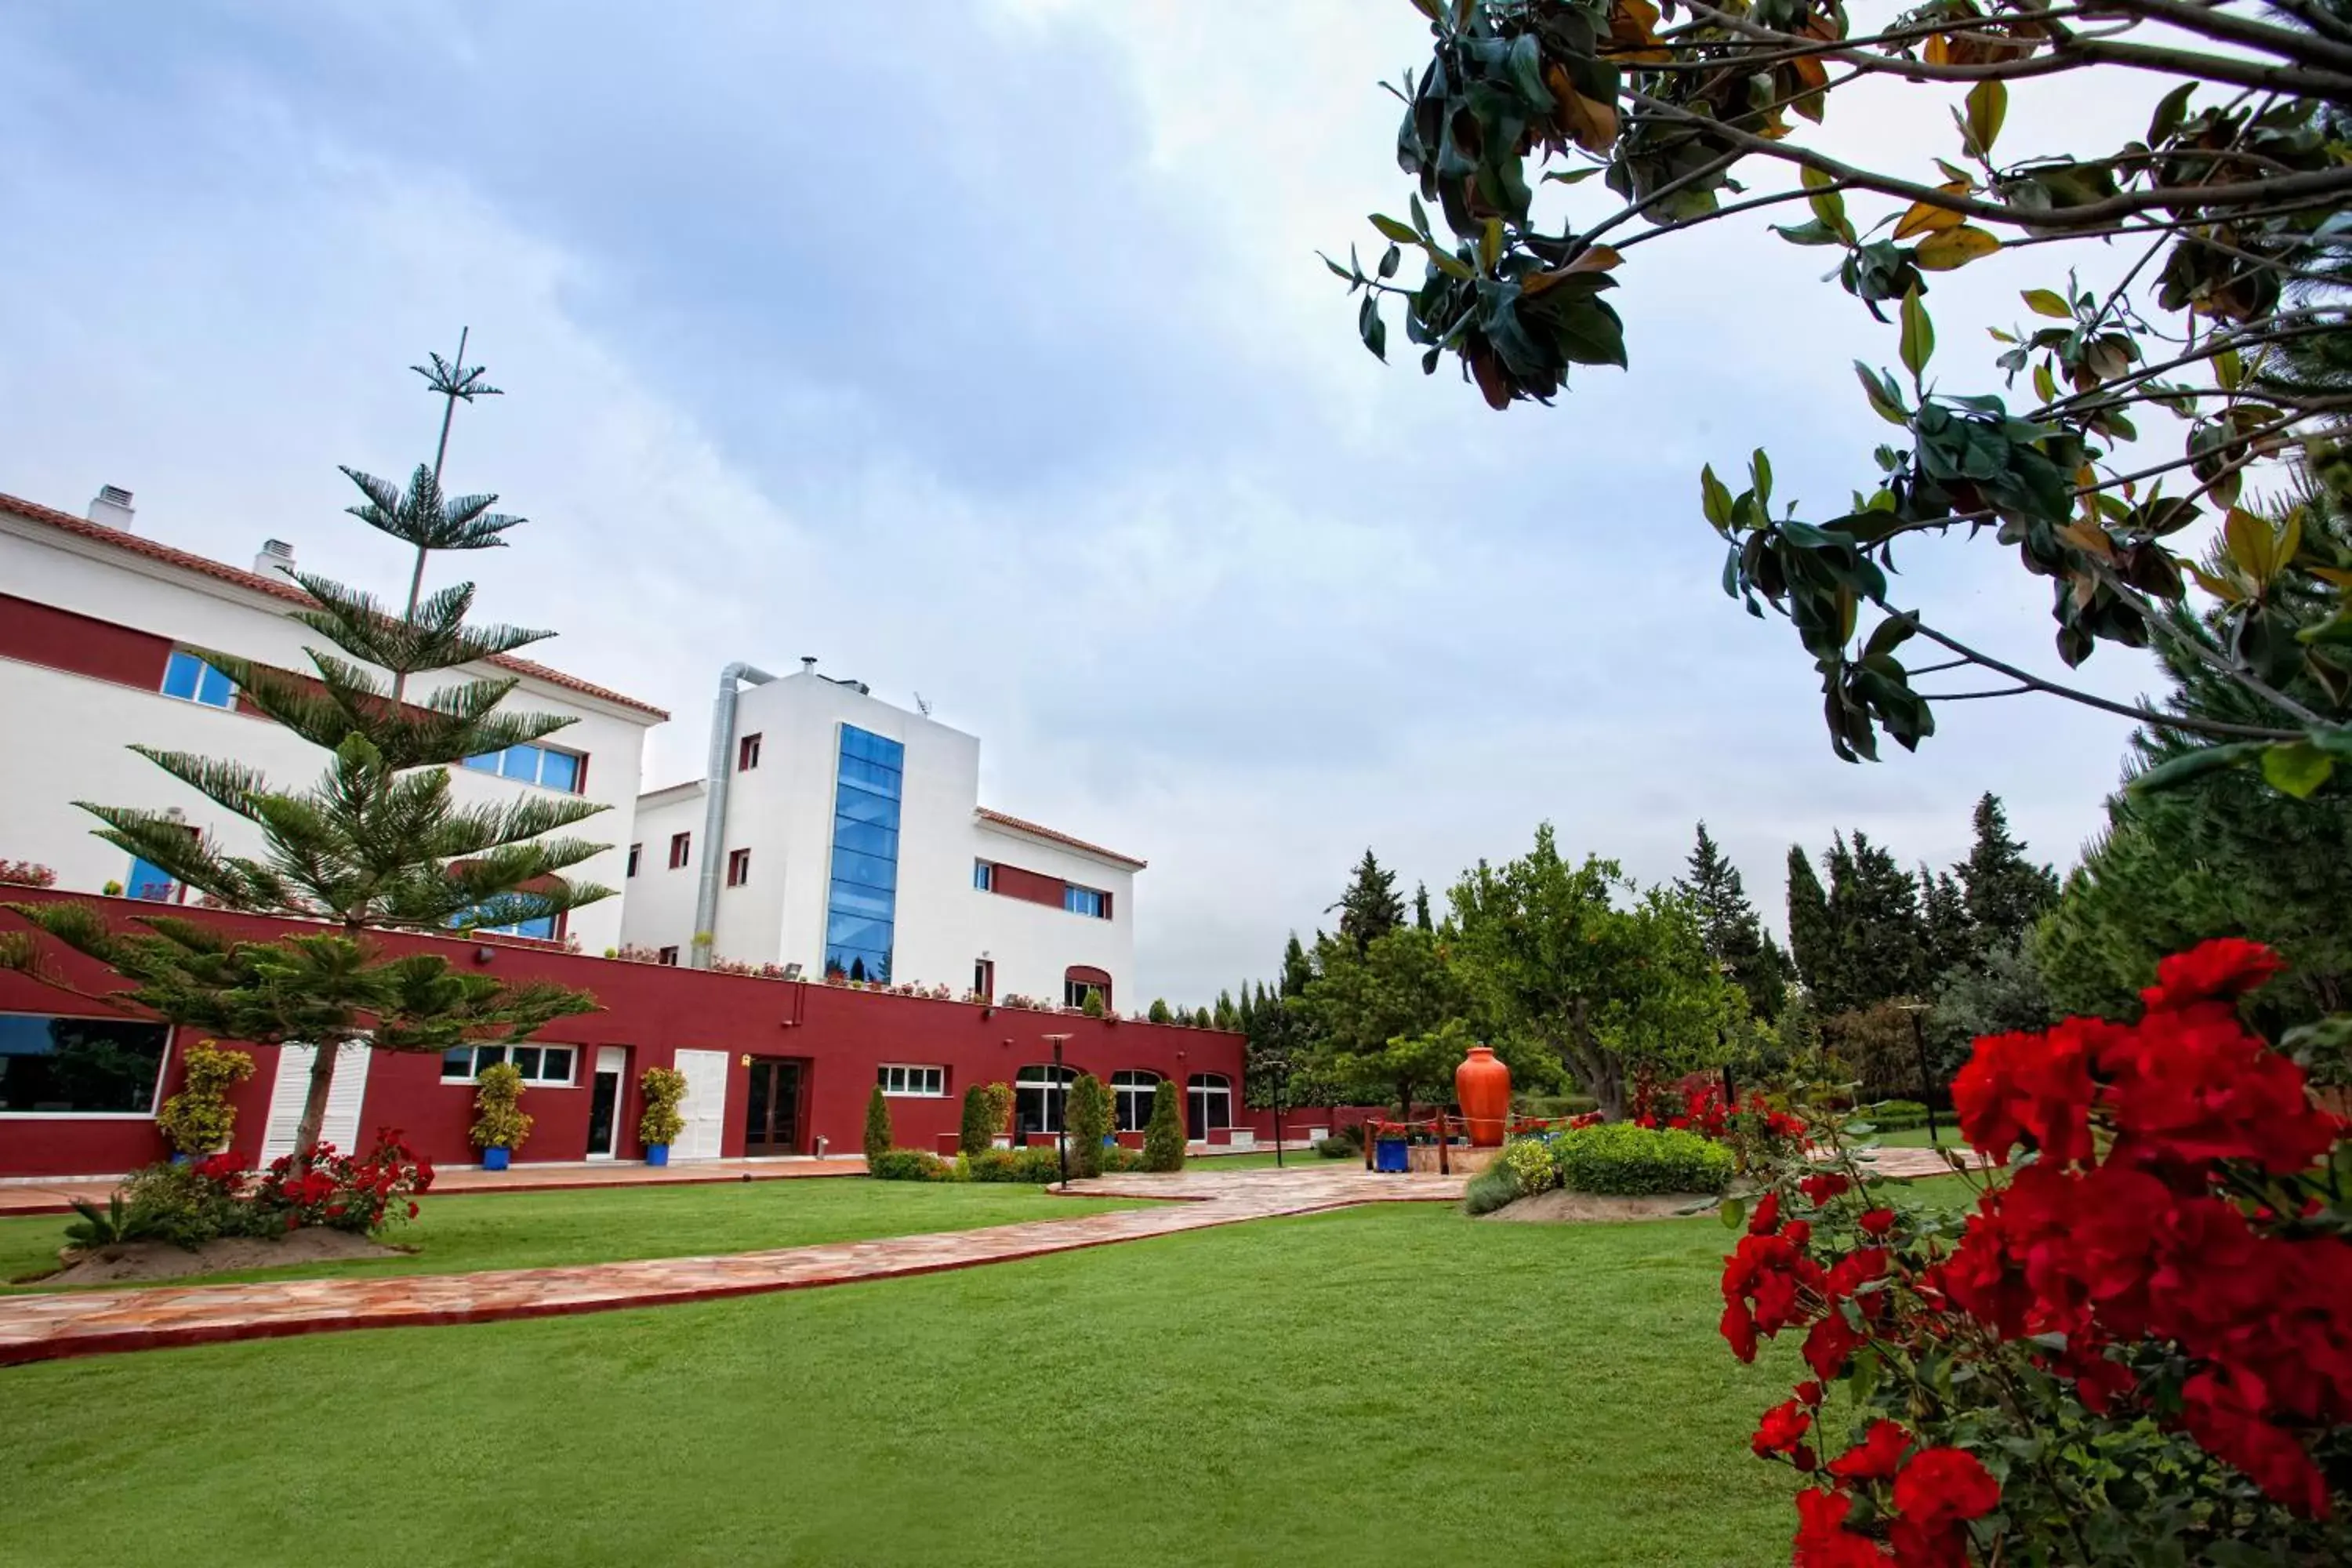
[
  {"x1": 1063, "y1": 965, "x2": 1112, "y2": 1011},
  {"x1": 1111, "y1": 1069, "x2": 1162, "y2": 1134},
  {"x1": 1186, "y1": 1073, "x2": 1232, "y2": 1141},
  {"x1": 1014, "y1": 1063, "x2": 1076, "y2": 1138}
]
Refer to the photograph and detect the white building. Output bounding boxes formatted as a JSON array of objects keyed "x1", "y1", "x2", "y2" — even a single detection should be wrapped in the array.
[
  {"x1": 0, "y1": 486, "x2": 667, "y2": 953},
  {"x1": 617, "y1": 660, "x2": 1143, "y2": 1010}
]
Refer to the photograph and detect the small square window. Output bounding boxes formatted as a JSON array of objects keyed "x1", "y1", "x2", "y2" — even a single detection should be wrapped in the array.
[
  {"x1": 973, "y1": 861, "x2": 994, "y2": 891},
  {"x1": 669, "y1": 833, "x2": 691, "y2": 869},
  {"x1": 658, "y1": 946, "x2": 680, "y2": 967},
  {"x1": 626, "y1": 844, "x2": 641, "y2": 878},
  {"x1": 727, "y1": 848, "x2": 752, "y2": 887},
  {"x1": 739, "y1": 732, "x2": 762, "y2": 771},
  {"x1": 538, "y1": 749, "x2": 582, "y2": 793}
]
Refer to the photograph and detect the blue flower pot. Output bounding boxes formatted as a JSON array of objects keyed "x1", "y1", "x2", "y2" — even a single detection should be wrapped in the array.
[
  {"x1": 1374, "y1": 1138, "x2": 1409, "y2": 1174},
  {"x1": 482, "y1": 1146, "x2": 511, "y2": 1172},
  {"x1": 645, "y1": 1144, "x2": 670, "y2": 1167},
  {"x1": 170, "y1": 1152, "x2": 194, "y2": 1167}
]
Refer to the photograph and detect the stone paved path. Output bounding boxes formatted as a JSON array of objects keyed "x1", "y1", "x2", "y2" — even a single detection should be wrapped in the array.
[
  {"x1": 0, "y1": 1167, "x2": 1464, "y2": 1367},
  {"x1": 1856, "y1": 1145, "x2": 1987, "y2": 1180}
]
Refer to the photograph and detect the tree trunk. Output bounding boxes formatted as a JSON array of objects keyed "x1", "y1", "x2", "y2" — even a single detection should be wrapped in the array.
[
  {"x1": 1397, "y1": 1079, "x2": 1414, "y2": 1121},
  {"x1": 290, "y1": 1039, "x2": 342, "y2": 1170}
]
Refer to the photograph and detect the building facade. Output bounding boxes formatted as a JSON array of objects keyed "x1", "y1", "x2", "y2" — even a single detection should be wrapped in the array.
[
  {"x1": 0, "y1": 488, "x2": 664, "y2": 954},
  {"x1": 618, "y1": 661, "x2": 1142, "y2": 1012}
]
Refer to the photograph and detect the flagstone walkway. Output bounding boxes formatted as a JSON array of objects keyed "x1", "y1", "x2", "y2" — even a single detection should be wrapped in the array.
[{"x1": 0, "y1": 1166, "x2": 1465, "y2": 1367}]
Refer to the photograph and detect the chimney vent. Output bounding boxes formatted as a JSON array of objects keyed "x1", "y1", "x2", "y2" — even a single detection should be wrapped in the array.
[
  {"x1": 87, "y1": 485, "x2": 136, "y2": 532},
  {"x1": 800, "y1": 656, "x2": 818, "y2": 673},
  {"x1": 253, "y1": 539, "x2": 296, "y2": 580}
]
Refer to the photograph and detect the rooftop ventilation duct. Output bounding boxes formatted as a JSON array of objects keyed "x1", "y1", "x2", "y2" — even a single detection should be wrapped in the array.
[{"x1": 86, "y1": 485, "x2": 135, "y2": 531}]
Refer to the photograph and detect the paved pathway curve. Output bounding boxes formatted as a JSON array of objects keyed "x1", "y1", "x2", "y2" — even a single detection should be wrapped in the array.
[{"x1": 0, "y1": 1167, "x2": 1464, "y2": 1367}]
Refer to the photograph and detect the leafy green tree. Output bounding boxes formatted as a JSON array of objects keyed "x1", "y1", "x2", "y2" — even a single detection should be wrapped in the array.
[
  {"x1": 1928, "y1": 937, "x2": 2057, "y2": 1086},
  {"x1": 1679, "y1": 821, "x2": 1786, "y2": 1021},
  {"x1": 1301, "y1": 925, "x2": 1476, "y2": 1115},
  {"x1": 1147, "y1": 997, "x2": 1172, "y2": 1024},
  {"x1": 1330, "y1": 0, "x2": 2352, "y2": 786},
  {"x1": 1192, "y1": 1005, "x2": 1212, "y2": 1029},
  {"x1": 863, "y1": 1083, "x2": 894, "y2": 1164},
  {"x1": 1919, "y1": 866, "x2": 1976, "y2": 983},
  {"x1": 1065, "y1": 1073, "x2": 1112, "y2": 1178},
  {"x1": 1959, "y1": 793, "x2": 2060, "y2": 952},
  {"x1": 1244, "y1": 986, "x2": 1315, "y2": 1113},
  {"x1": 1450, "y1": 824, "x2": 1736, "y2": 1120},
  {"x1": 1142, "y1": 1077, "x2": 1186, "y2": 1171},
  {"x1": 1329, "y1": 849, "x2": 1408, "y2": 955},
  {"x1": 1819, "y1": 832, "x2": 1929, "y2": 1012},
  {"x1": 1, "y1": 341, "x2": 604, "y2": 1163}
]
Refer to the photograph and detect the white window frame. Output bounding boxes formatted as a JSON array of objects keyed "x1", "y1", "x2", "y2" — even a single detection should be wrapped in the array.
[
  {"x1": 460, "y1": 742, "x2": 587, "y2": 794},
  {"x1": 1111, "y1": 1069, "x2": 1161, "y2": 1134},
  {"x1": 877, "y1": 1063, "x2": 947, "y2": 1098},
  {"x1": 440, "y1": 1042, "x2": 579, "y2": 1087}
]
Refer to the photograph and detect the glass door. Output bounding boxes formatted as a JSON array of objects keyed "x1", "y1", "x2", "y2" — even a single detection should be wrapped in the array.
[{"x1": 742, "y1": 1060, "x2": 802, "y2": 1155}]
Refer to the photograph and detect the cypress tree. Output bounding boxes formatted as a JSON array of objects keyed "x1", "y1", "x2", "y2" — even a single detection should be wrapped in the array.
[
  {"x1": 1065, "y1": 1073, "x2": 1112, "y2": 1177},
  {"x1": 863, "y1": 1083, "x2": 894, "y2": 1163},
  {"x1": 1836, "y1": 831, "x2": 1929, "y2": 1006},
  {"x1": 1279, "y1": 932, "x2": 1313, "y2": 998},
  {"x1": 1142, "y1": 1077, "x2": 1186, "y2": 1171},
  {"x1": 958, "y1": 1083, "x2": 997, "y2": 1156},
  {"x1": 1328, "y1": 849, "x2": 1406, "y2": 954},
  {"x1": 1, "y1": 340, "x2": 605, "y2": 1163},
  {"x1": 1958, "y1": 793, "x2": 2060, "y2": 951},
  {"x1": 1919, "y1": 866, "x2": 1976, "y2": 981},
  {"x1": 1413, "y1": 880, "x2": 1434, "y2": 931},
  {"x1": 1785, "y1": 844, "x2": 1834, "y2": 1001},
  {"x1": 1212, "y1": 989, "x2": 1236, "y2": 1030}
]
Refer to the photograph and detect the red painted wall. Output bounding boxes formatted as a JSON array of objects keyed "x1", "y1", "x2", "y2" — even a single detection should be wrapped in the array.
[
  {"x1": 0, "y1": 891, "x2": 1246, "y2": 1178},
  {"x1": 987, "y1": 861, "x2": 1063, "y2": 910},
  {"x1": 0, "y1": 592, "x2": 171, "y2": 690}
]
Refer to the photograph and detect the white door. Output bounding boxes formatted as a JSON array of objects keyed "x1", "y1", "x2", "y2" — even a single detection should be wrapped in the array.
[
  {"x1": 260, "y1": 1042, "x2": 372, "y2": 1161},
  {"x1": 671, "y1": 1049, "x2": 730, "y2": 1162}
]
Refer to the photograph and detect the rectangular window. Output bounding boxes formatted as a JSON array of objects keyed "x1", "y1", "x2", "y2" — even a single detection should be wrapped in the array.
[
  {"x1": 824, "y1": 725, "x2": 904, "y2": 983},
  {"x1": 470, "y1": 913, "x2": 558, "y2": 941},
  {"x1": 669, "y1": 832, "x2": 691, "y2": 869},
  {"x1": 738, "y1": 732, "x2": 762, "y2": 771},
  {"x1": 974, "y1": 958, "x2": 994, "y2": 1003},
  {"x1": 1064, "y1": 884, "x2": 1109, "y2": 919},
  {"x1": 440, "y1": 1043, "x2": 577, "y2": 1087},
  {"x1": 973, "y1": 860, "x2": 993, "y2": 891},
  {"x1": 1064, "y1": 978, "x2": 1105, "y2": 1009},
  {"x1": 160, "y1": 650, "x2": 236, "y2": 710},
  {"x1": 626, "y1": 844, "x2": 641, "y2": 878},
  {"x1": 877, "y1": 1064, "x2": 946, "y2": 1098},
  {"x1": 0, "y1": 1014, "x2": 172, "y2": 1115},
  {"x1": 727, "y1": 848, "x2": 752, "y2": 887},
  {"x1": 657, "y1": 946, "x2": 681, "y2": 967},
  {"x1": 459, "y1": 743, "x2": 586, "y2": 794}
]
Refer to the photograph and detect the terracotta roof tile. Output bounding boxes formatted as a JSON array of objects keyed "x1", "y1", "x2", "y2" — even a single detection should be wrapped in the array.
[
  {"x1": 1, "y1": 489, "x2": 670, "y2": 720},
  {"x1": 975, "y1": 807, "x2": 1146, "y2": 869}
]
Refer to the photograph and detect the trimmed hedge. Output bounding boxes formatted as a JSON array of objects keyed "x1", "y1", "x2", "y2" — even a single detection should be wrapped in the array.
[
  {"x1": 1863, "y1": 1098, "x2": 1933, "y2": 1131},
  {"x1": 869, "y1": 1142, "x2": 1145, "y2": 1185},
  {"x1": 1550, "y1": 1123, "x2": 1733, "y2": 1196},
  {"x1": 867, "y1": 1148, "x2": 956, "y2": 1181},
  {"x1": 1316, "y1": 1136, "x2": 1357, "y2": 1160}
]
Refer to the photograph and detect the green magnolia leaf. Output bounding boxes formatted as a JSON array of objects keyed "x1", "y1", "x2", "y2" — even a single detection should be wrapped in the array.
[
  {"x1": 2023, "y1": 288, "x2": 2072, "y2": 320},
  {"x1": 1542, "y1": 167, "x2": 1602, "y2": 185},
  {"x1": 1751, "y1": 448, "x2": 1774, "y2": 508},
  {"x1": 1854, "y1": 361, "x2": 1908, "y2": 426},
  {"x1": 1915, "y1": 226, "x2": 1999, "y2": 271},
  {"x1": 1700, "y1": 464, "x2": 1735, "y2": 530},
  {"x1": 2261, "y1": 740, "x2": 2335, "y2": 798},
  {"x1": 1377, "y1": 244, "x2": 1402, "y2": 280},
  {"x1": 1965, "y1": 80, "x2": 2006, "y2": 157},
  {"x1": 1899, "y1": 288, "x2": 1935, "y2": 379},
  {"x1": 1719, "y1": 1196, "x2": 1745, "y2": 1229},
  {"x1": 2129, "y1": 741, "x2": 2263, "y2": 793},
  {"x1": 1771, "y1": 217, "x2": 1848, "y2": 248},
  {"x1": 1370, "y1": 213, "x2": 1419, "y2": 245},
  {"x1": 2148, "y1": 80, "x2": 2195, "y2": 145},
  {"x1": 1801, "y1": 165, "x2": 1853, "y2": 244},
  {"x1": 1480, "y1": 218, "x2": 1503, "y2": 272}
]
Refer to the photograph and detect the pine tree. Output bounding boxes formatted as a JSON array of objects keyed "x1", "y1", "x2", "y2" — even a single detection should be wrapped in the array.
[
  {"x1": 1414, "y1": 881, "x2": 1434, "y2": 931},
  {"x1": 1, "y1": 339, "x2": 605, "y2": 1163},
  {"x1": 1142, "y1": 1077, "x2": 1186, "y2": 1171},
  {"x1": 1236, "y1": 982, "x2": 1258, "y2": 1036},
  {"x1": 1279, "y1": 931, "x2": 1313, "y2": 998},
  {"x1": 863, "y1": 1083, "x2": 894, "y2": 1163},
  {"x1": 1958, "y1": 793, "x2": 2060, "y2": 951},
  {"x1": 1065, "y1": 1073, "x2": 1112, "y2": 1178},
  {"x1": 1786, "y1": 845, "x2": 1834, "y2": 1000},
  {"x1": 1919, "y1": 866, "x2": 1976, "y2": 981},
  {"x1": 1679, "y1": 822, "x2": 1783, "y2": 1019},
  {"x1": 1328, "y1": 849, "x2": 1406, "y2": 954}
]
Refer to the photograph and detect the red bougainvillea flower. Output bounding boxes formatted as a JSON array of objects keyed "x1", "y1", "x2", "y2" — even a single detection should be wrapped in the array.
[
  {"x1": 1793, "y1": 1487, "x2": 1893, "y2": 1567},
  {"x1": 1753, "y1": 1399, "x2": 1814, "y2": 1460},
  {"x1": 1800, "y1": 1172, "x2": 1850, "y2": 1205},
  {"x1": 2140, "y1": 937, "x2": 2285, "y2": 1013},
  {"x1": 1826, "y1": 1420, "x2": 1912, "y2": 1485},
  {"x1": 1857, "y1": 1208, "x2": 1896, "y2": 1238}
]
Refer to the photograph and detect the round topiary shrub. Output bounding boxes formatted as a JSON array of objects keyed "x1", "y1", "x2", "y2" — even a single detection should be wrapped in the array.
[{"x1": 1550, "y1": 1122, "x2": 1733, "y2": 1196}]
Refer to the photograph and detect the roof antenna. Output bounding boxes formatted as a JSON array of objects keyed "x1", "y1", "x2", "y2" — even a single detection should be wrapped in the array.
[{"x1": 914, "y1": 691, "x2": 933, "y2": 717}]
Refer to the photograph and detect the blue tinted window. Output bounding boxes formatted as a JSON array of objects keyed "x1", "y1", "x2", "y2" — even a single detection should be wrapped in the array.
[
  {"x1": 464, "y1": 752, "x2": 502, "y2": 773},
  {"x1": 824, "y1": 727, "x2": 902, "y2": 982},
  {"x1": 974, "y1": 861, "x2": 993, "y2": 891},
  {"x1": 125, "y1": 858, "x2": 177, "y2": 902},
  {"x1": 1064, "y1": 884, "x2": 1106, "y2": 918},
  {"x1": 162, "y1": 651, "x2": 235, "y2": 710},
  {"x1": 460, "y1": 744, "x2": 583, "y2": 793},
  {"x1": 500, "y1": 746, "x2": 539, "y2": 782},
  {"x1": 538, "y1": 750, "x2": 579, "y2": 793}
]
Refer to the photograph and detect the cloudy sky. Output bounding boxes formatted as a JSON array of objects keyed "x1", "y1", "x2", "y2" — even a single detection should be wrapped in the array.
[{"x1": 0, "y1": 2, "x2": 2169, "y2": 1002}]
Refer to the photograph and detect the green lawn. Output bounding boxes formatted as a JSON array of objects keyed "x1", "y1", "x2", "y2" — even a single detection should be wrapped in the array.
[
  {"x1": 0, "y1": 1178, "x2": 1150, "y2": 1291},
  {"x1": 0, "y1": 1201, "x2": 1798, "y2": 1567}
]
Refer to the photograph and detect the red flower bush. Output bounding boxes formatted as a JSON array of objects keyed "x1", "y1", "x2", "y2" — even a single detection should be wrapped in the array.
[
  {"x1": 243, "y1": 1127, "x2": 434, "y2": 1234},
  {"x1": 1726, "y1": 939, "x2": 2350, "y2": 1565}
]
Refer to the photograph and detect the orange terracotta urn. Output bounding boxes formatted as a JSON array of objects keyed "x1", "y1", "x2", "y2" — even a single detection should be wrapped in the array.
[{"x1": 1454, "y1": 1044, "x2": 1511, "y2": 1147}]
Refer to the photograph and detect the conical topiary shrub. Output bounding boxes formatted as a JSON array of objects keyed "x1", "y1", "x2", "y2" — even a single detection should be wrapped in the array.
[
  {"x1": 1142, "y1": 1077, "x2": 1186, "y2": 1172},
  {"x1": 1066, "y1": 1073, "x2": 1112, "y2": 1178},
  {"x1": 864, "y1": 1083, "x2": 894, "y2": 1164}
]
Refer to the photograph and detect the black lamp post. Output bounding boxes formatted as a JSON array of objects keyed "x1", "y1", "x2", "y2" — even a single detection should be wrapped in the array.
[
  {"x1": 1897, "y1": 1004, "x2": 1940, "y2": 1145},
  {"x1": 1045, "y1": 1033, "x2": 1073, "y2": 1190}
]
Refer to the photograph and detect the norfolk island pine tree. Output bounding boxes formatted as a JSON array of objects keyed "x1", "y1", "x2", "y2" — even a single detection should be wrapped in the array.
[{"x1": 0, "y1": 338, "x2": 611, "y2": 1165}]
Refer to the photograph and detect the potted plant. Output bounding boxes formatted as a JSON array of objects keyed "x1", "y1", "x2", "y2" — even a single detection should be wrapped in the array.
[
  {"x1": 469, "y1": 1061, "x2": 532, "y2": 1171},
  {"x1": 156, "y1": 1040, "x2": 256, "y2": 1163},
  {"x1": 638, "y1": 1065, "x2": 688, "y2": 1167}
]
